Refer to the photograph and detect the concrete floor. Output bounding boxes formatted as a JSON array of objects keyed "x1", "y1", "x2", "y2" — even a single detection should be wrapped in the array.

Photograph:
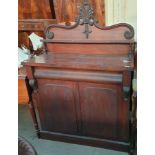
[{"x1": 18, "y1": 104, "x2": 129, "y2": 155}]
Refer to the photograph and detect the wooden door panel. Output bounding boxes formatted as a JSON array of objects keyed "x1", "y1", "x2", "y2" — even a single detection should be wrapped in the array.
[
  {"x1": 37, "y1": 79, "x2": 78, "y2": 134},
  {"x1": 79, "y1": 82, "x2": 129, "y2": 141}
]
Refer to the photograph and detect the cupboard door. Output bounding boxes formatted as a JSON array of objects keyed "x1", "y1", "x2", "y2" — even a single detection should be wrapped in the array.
[
  {"x1": 37, "y1": 79, "x2": 78, "y2": 134},
  {"x1": 79, "y1": 82, "x2": 129, "y2": 141}
]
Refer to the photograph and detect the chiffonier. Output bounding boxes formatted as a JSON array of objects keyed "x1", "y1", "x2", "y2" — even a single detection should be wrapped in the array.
[{"x1": 23, "y1": 2, "x2": 136, "y2": 155}]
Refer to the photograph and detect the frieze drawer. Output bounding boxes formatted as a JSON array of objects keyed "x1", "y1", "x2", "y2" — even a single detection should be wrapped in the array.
[{"x1": 34, "y1": 68, "x2": 123, "y2": 84}]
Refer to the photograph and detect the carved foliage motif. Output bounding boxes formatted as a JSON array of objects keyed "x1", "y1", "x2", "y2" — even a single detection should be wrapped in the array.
[{"x1": 78, "y1": 2, "x2": 95, "y2": 38}]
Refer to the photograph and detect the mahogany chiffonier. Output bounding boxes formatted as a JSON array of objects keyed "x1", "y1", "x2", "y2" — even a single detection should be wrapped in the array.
[{"x1": 23, "y1": 2, "x2": 136, "y2": 155}]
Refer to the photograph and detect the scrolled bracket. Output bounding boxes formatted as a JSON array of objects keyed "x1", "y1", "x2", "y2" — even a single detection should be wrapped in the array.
[
  {"x1": 29, "y1": 79, "x2": 38, "y2": 91},
  {"x1": 46, "y1": 31, "x2": 54, "y2": 39},
  {"x1": 124, "y1": 25, "x2": 134, "y2": 40}
]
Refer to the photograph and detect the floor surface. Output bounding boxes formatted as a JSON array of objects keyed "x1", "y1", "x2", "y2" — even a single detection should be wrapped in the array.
[{"x1": 18, "y1": 104, "x2": 129, "y2": 155}]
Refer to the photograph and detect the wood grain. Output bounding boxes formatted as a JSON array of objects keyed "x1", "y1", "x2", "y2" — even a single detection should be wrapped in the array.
[
  {"x1": 53, "y1": 0, "x2": 105, "y2": 25},
  {"x1": 37, "y1": 79, "x2": 79, "y2": 134},
  {"x1": 23, "y1": 53, "x2": 134, "y2": 72},
  {"x1": 34, "y1": 68, "x2": 123, "y2": 84},
  {"x1": 79, "y1": 82, "x2": 129, "y2": 141},
  {"x1": 18, "y1": 0, "x2": 53, "y2": 19},
  {"x1": 46, "y1": 44, "x2": 130, "y2": 55}
]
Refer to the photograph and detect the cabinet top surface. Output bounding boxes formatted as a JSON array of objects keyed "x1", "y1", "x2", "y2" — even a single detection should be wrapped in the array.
[
  {"x1": 23, "y1": 53, "x2": 134, "y2": 71},
  {"x1": 22, "y1": 3, "x2": 135, "y2": 72}
]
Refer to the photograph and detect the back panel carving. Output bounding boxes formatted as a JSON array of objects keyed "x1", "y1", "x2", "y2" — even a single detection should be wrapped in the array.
[
  {"x1": 44, "y1": 2, "x2": 134, "y2": 42},
  {"x1": 42, "y1": 1, "x2": 134, "y2": 55}
]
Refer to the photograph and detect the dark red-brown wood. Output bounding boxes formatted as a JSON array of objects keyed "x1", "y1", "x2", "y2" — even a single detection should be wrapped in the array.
[
  {"x1": 23, "y1": 2, "x2": 136, "y2": 155},
  {"x1": 79, "y1": 82, "x2": 129, "y2": 141},
  {"x1": 37, "y1": 79, "x2": 79, "y2": 134}
]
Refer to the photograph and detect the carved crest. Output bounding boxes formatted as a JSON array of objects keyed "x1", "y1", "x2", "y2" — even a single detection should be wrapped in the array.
[
  {"x1": 78, "y1": 1, "x2": 95, "y2": 38},
  {"x1": 45, "y1": 1, "x2": 134, "y2": 40}
]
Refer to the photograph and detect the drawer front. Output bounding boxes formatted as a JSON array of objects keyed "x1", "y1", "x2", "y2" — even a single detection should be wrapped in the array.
[
  {"x1": 34, "y1": 68, "x2": 123, "y2": 84},
  {"x1": 18, "y1": 22, "x2": 44, "y2": 31}
]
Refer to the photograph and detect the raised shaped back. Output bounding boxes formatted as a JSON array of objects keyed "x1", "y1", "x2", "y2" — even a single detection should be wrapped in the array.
[{"x1": 42, "y1": 2, "x2": 135, "y2": 55}]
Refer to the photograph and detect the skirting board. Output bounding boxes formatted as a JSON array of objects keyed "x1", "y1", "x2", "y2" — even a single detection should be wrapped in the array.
[{"x1": 39, "y1": 131, "x2": 130, "y2": 152}]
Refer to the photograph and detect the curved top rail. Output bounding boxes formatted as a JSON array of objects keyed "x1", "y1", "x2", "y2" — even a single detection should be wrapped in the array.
[{"x1": 44, "y1": 1, "x2": 134, "y2": 41}]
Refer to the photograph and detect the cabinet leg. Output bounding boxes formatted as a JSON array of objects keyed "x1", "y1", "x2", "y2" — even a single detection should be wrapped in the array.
[
  {"x1": 129, "y1": 92, "x2": 137, "y2": 155},
  {"x1": 25, "y1": 74, "x2": 40, "y2": 138},
  {"x1": 28, "y1": 101, "x2": 40, "y2": 138}
]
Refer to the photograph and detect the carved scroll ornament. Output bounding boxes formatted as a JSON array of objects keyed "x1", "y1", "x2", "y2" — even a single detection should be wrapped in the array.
[{"x1": 45, "y1": 1, "x2": 134, "y2": 40}]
